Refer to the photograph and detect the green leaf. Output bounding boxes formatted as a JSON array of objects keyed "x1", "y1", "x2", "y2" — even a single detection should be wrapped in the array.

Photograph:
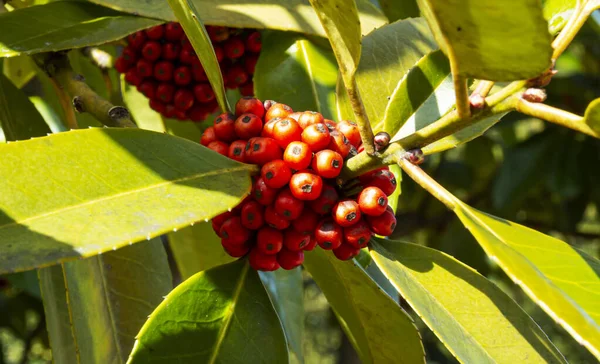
[
  {"x1": 169, "y1": 222, "x2": 235, "y2": 280},
  {"x1": 88, "y1": 0, "x2": 387, "y2": 38},
  {"x1": 168, "y1": 0, "x2": 229, "y2": 113},
  {"x1": 2, "y1": 55, "x2": 36, "y2": 88},
  {"x1": 254, "y1": 31, "x2": 338, "y2": 120},
  {"x1": 303, "y1": 248, "x2": 425, "y2": 364},
  {"x1": 416, "y1": 0, "x2": 553, "y2": 80},
  {"x1": 40, "y1": 239, "x2": 173, "y2": 364},
  {"x1": 128, "y1": 260, "x2": 288, "y2": 363},
  {"x1": 379, "y1": 0, "x2": 420, "y2": 22},
  {"x1": 0, "y1": 2, "x2": 163, "y2": 57},
  {"x1": 454, "y1": 202, "x2": 600, "y2": 359},
  {"x1": 259, "y1": 268, "x2": 305, "y2": 363},
  {"x1": 584, "y1": 98, "x2": 600, "y2": 132},
  {"x1": 0, "y1": 71, "x2": 50, "y2": 141},
  {"x1": 336, "y1": 18, "x2": 438, "y2": 125},
  {"x1": 387, "y1": 164, "x2": 402, "y2": 213},
  {"x1": 121, "y1": 77, "x2": 166, "y2": 133},
  {"x1": 543, "y1": 0, "x2": 577, "y2": 34},
  {"x1": 0, "y1": 128, "x2": 255, "y2": 274},
  {"x1": 370, "y1": 239, "x2": 567, "y2": 364}
]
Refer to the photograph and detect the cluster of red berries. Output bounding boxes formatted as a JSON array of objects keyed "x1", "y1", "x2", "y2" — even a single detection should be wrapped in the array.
[
  {"x1": 115, "y1": 23, "x2": 260, "y2": 122},
  {"x1": 205, "y1": 97, "x2": 398, "y2": 271}
]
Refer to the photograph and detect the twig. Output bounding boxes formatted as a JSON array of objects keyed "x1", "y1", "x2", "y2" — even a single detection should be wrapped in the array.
[
  {"x1": 552, "y1": 1, "x2": 600, "y2": 60},
  {"x1": 346, "y1": 78, "x2": 376, "y2": 155},
  {"x1": 396, "y1": 156, "x2": 456, "y2": 210},
  {"x1": 453, "y1": 74, "x2": 471, "y2": 118},
  {"x1": 469, "y1": 80, "x2": 495, "y2": 108},
  {"x1": 48, "y1": 77, "x2": 78, "y2": 130},
  {"x1": 515, "y1": 99, "x2": 599, "y2": 138}
]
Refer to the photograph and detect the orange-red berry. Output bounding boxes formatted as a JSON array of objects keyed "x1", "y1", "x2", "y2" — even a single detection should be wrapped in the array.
[
  {"x1": 358, "y1": 186, "x2": 388, "y2": 216},
  {"x1": 264, "y1": 205, "x2": 291, "y2": 230},
  {"x1": 228, "y1": 140, "x2": 247, "y2": 163},
  {"x1": 272, "y1": 118, "x2": 303, "y2": 148},
  {"x1": 309, "y1": 184, "x2": 339, "y2": 215},
  {"x1": 235, "y1": 113, "x2": 263, "y2": 139},
  {"x1": 261, "y1": 160, "x2": 292, "y2": 189},
  {"x1": 283, "y1": 141, "x2": 312, "y2": 170},
  {"x1": 333, "y1": 243, "x2": 360, "y2": 261},
  {"x1": 336, "y1": 120, "x2": 361, "y2": 148},
  {"x1": 344, "y1": 220, "x2": 372, "y2": 249},
  {"x1": 245, "y1": 137, "x2": 283, "y2": 165},
  {"x1": 256, "y1": 227, "x2": 283, "y2": 255},
  {"x1": 274, "y1": 188, "x2": 305, "y2": 220},
  {"x1": 265, "y1": 103, "x2": 293, "y2": 121},
  {"x1": 240, "y1": 201, "x2": 265, "y2": 230},
  {"x1": 332, "y1": 200, "x2": 361, "y2": 227},
  {"x1": 220, "y1": 216, "x2": 250, "y2": 246},
  {"x1": 207, "y1": 141, "x2": 229, "y2": 156},
  {"x1": 297, "y1": 111, "x2": 324, "y2": 129},
  {"x1": 252, "y1": 177, "x2": 278, "y2": 206},
  {"x1": 289, "y1": 172, "x2": 323, "y2": 201},
  {"x1": 277, "y1": 248, "x2": 304, "y2": 270},
  {"x1": 201, "y1": 126, "x2": 217, "y2": 146},
  {"x1": 214, "y1": 112, "x2": 237, "y2": 142},
  {"x1": 301, "y1": 123, "x2": 331, "y2": 152},
  {"x1": 311, "y1": 150, "x2": 343, "y2": 179},
  {"x1": 283, "y1": 229, "x2": 311, "y2": 251},
  {"x1": 235, "y1": 97, "x2": 265, "y2": 118},
  {"x1": 366, "y1": 209, "x2": 396, "y2": 236},
  {"x1": 249, "y1": 248, "x2": 280, "y2": 271},
  {"x1": 314, "y1": 219, "x2": 343, "y2": 250}
]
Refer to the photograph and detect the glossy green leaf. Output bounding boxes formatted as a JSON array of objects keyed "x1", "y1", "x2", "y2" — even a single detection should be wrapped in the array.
[
  {"x1": 169, "y1": 222, "x2": 235, "y2": 280},
  {"x1": 255, "y1": 31, "x2": 338, "y2": 119},
  {"x1": 121, "y1": 78, "x2": 166, "y2": 133},
  {"x1": 454, "y1": 202, "x2": 600, "y2": 359},
  {"x1": 89, "y1": 0, "x2": 387, "y2": 37},
  {"x1": 0, "y1": 128, "x2": 255, "y2": 274},
  {"x1": 259, "y1": 268, "x2": 305, "y2": 363},
  {"x1": 379, "y1": 0, "x2": 420, "y2": 21},
  {"x1": 40, "y1": 239, "x2": 172, "y2": 364},
  {"x1": 416, "y1": 0, "x2": 553, "y2": 80},
  {"x1": 303, "y1": 248, "x2": 425, "y2": 364},
  {"x1": 381, "y1": 50, "x2": 453, "y2": 139},
  {"x1": 2, "y1": 55, "x2": 36, "y2": 88},
  {"x1": 370, "y1": 239, "x2": 567, "y2": 364},
  {"x1": 336, "y1": 18, "x2": 438, "y2": 126},
  {"x1": 0, "y1": 71, "x2": 50, "y2": 142},
  {"x1": 543, "y1": 0, "x2": 577, "y2": 34},
  {"x1": 168, "y1": 0, "x2": 230, "y2": 113},
  {"x1": 0, "y1": 2, "x2": 162, "y2": 57},
  {"x1": 584, "y1": 98, "x2": 600, "y2": 132},
  {"x1": 128, "y1": 259, "x2": 288, "y2": 363}
]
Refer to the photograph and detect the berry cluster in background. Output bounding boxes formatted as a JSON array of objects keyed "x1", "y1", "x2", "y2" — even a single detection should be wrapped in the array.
[
  {"x1": 205, "y1": 97, "x2": 398, "y2": 271},
  {"x1": 115, "y1": 23, "x2": 260, "y2": 122}
]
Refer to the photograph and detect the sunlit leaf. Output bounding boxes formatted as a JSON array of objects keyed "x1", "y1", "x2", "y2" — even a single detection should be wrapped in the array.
[
  {"x1": 584, "y1": 98, "x2": 600, "y2": 133},
  {"x1": 543, "y1": 0, "x2": 578, "y2": 34},
  {"x1": 121, "y1": 78, "x2": 166, "y2": 133},
  {"x1": 2, "y1": 55, "x2": 36, "y2": 88}
]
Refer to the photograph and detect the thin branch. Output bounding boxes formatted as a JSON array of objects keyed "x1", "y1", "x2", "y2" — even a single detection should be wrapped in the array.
[
  {"x1": 453, "y1": 74, "x2": 471, "y2": 118},
  {"x1": 396, "y1": 156, "x2": 457, "y2": 210},
  {"x1": 346, "y1": 78, "x2": 376, "y2": 155},
  {"x1": 469, "y1": 80, "x2": 495, "y2": 109},
  {"x1": 516, "y1": 99, "x2": 599, "y2": 138},
  {"x1": 552, "y1": 1, "x2": 600, "y2": 60}
]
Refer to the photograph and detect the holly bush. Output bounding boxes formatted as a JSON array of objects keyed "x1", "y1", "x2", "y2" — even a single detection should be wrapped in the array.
[{"x1": 0, "y1": 0, "x2": 599, "y2": 363}]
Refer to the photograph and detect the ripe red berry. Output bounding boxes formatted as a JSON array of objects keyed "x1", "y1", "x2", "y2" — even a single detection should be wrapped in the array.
[
  {"x1": 228, "y1": 140, "x2": 247, "y2": 163},
  {"x1": 265, "y1": 103, "x2": 293, "y2": 121},
  {"x1": 297, "y1": 111, "x2": 324, "y2": 129},
  {"x1": 207, "y1": 141, "x2": 229, "y2": 156},
  {"x1": 328, "y1": 130, "x2": 352, "y2": 158},
  {"x1": 359, "y1": 166, "x2": 390, "y2": 183},
  {"x1": 181, "y1": 37, "x2": 193, "y2": 51},
  {"x1": 245, "y1": 31, "x2": 262, "y2": 53},
  {"x1": 200, "y1": 126, "x2": 217, "y2": 146},
  {"x1": 207, "y1": 26, "x2": 230, "y2": 42},
  {"x1": 272, "y1": 118, "x2": 303, "y2": 148},
  {"x1": 314, "y1": 219, "x2": 343, "y2": 250},
  {"x1": 149, "y1": 99, "x2": 166, "y2": 114},
  {"x1": 174, "y1": 109, "x2": 188, "y2": 121},
  {"x1": 243, "y1": 54, "x2": 259, "y2": 74},
  {"x1": 191, "y1": 59, "x2": 208, "y2": 82},
  {"x1": 366, "y1": 208, "x2": 396, "y2": 236},
  {"x1": 309, "y1": 184, "x2": 339, "y2": 215},
  {"x1": 161, "y1": 42, "x2": 180, "y2": 60},
  {"x1": 141, "y1": 41, "x2": 161, "y2": 61},
  {"x1": 275, "y1": 188, "x2": 305, "y2": 220},
  {"x1": 277, "y1": 248, "x2": 304, "y2": 270},
  {"x1": 256, "y1": 227, "x2": 283, "y2": 255},
  {"x1": 358, "y1": 186, "x2": 388, "y2": 216},
  {"x1": 173, "y1": 66, "x2": 192, "y2": 86},
  {"x1": 188, "y1": 104, "x2": 210, "y2": 122},
  {"x1": 125, "y1": 68, "x2": 142, "y2": 86},
  {"x1": 289, "y1": 172, "x2": 323, "y2": 201},
  {"x1": 165, "y1": 23, "x2": 184, "y2": 41},
  {"x1": 220, "y1": 216, "x2": 250, "y2": 246},
  {"x1": 156, "y1": 83, "x2": 175, "y2": 103},
  {"x1": 214, "y1": 45, "x2": 225, "y2": 62},
  {"x1": 288, "y1": 112, "x2": 302, "y2": 122},
  {"x1": 138, "y1": 80, "x2": 156, "y2": 99},
  {"x1": 225, "y1": 65, "x2": 248, "y2": 88},
  {"x1": 252, "y1": 177, "x2": 279, "y2": 206},
  {"x1": 114, "y1": 57, "x2": 130, "y2": 73},
  {"x1": 344, "y1": 220, "x2": 372, "y2": 249},
  {"x1": 179, "y1": 48, "x2": 196, "y2": 64},
  {"x1": 333, "y1": 243, "x2": 360, "y2": 261},
  {"x1": 154, "y1": 61, "x2": 174, "y2": 81},
  {"x1": 245, "y1": 137, "x2": 283, "y2": 165},
  {"x1": 365, "y1": 170, "x2": 397, "y2": 196},
  {"x1": 324, "y1": 119, "x2": 337, "y2": 131},
  {"x1": 301, "y1": 123, "x2": 330, "y2": 152},
  {"x1": 336, "y1": 120, "x2": 361, "y2": 148},
  {"x1": 332, "y1": 200, "x2": 361, "y2": 227},
  {"x1": 249, "y1": 248, "x2": 280, "y2": 271},
  {"x1": 145, "y1": 25, "x2": 164, "y2": 39},
  {"x1": 127, "y1": 31, "x2": 146, "y2": 49},
  {"x1": 224, "y1": 37, "x2": 245, "y2": 59},
  {"x1": 240, "y1": 201, "x2": 265, "y2": 230},
  {"x1": 222, "y1": 240, "x2": 250, "y2": 258},
  {"x1": 193, "y1": 83, "x2": 215, "y2": 103},
  {"x1": 264, "y1": 205, "x2": 291, "y2": 230},
  {"x1": 174, "y1": 89, "x2": 195, "y2": 111},
  {"x1": 311, "y1": 150, "x2": 344, "y2": 179},
  {"x1": 291, "y1": 208, "x2": 319, "y2": 235},
  {"x1": 239, "y1": 82, "x2": 254, "y2": 96},
  {"x1": 121, "y1": 47, "x2": 138, "y2": 65},
  {"x1": 283, "y1": 229, "x2": 311, "y2": 251},
  {"x1": 212, "y1": 210, "x2": 236, "y2": 229},
  {"x1": 235, "y1": 97, "x2": 265, "y2": 118},
  {"x1": 136, "y1": 59, "x2": 153, "y2": 78},
  {"x1": 283, "y1": 141, "x2": 312, "y2": 170},
  {"x1": 303, "y1": 236, "x2": 318, "y2": 251},
  {"x1": 261, "y1": 118, "x2": 278, "y2": 138},
  {"x1": 163, "y1": 104, "x2": 177, "y2": 118},
  {"x1": 234, "y1": 113, "x2": 263, "y2": 139},
  {"x1": 261, "y1": 160, "x2": 292, "y2": 189},
  {"x1": 213, "y1": 112, "x2": 237, "y2": 142}
]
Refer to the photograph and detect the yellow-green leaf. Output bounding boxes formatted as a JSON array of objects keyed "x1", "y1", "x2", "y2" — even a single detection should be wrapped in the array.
[
  {"x1": 0, "y1": 128, "x2": 255, "y2": 274},
  {"x1": 168, "y1": 0, "x2": 229, "y2": 113},
  {"x1": 380, "y1": 0, "x2": 420, "y2": 22},
  {"x1": 584, "y1": 98, "x2": 600, "y2": 133},
  {"x1": 2, "y1": 55, "x2": 36, "y2": 88},
  {"x1": 121, "y1": 77, "x2": 166, "y2": 133},
  {"x1": 543, "y1": 0, "x2": 577, "y2": 34},
  {"x1": 128, "y1": 260, "x2": 288, "y2": 363},
  {"x1": 454, "y1": 202, "x2": 600, "y2": 359},
  {"x1": 303, "y1": 248, "x2": 425, "y2": 364},
  {"x1": 416, "y1": 0, "x2": 553, "y2": 81},
  {"x1": 370, "y1": 239, "x2": 567, "y2": 363},
  {"x1": 0, "y1": 2, "x2": 162, "y2": 57}
]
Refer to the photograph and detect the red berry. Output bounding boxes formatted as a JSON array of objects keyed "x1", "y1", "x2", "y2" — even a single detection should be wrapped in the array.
[
  {"x1": 174, "y1": 89, "x2": 194, "y2": 111},
  {"x1": 333, "y1": 243, "x2": 360, "y2": 261},
  {"x1": 136, "y1": 59, "x2": 153, "y2": 78},
  {"x1": 149, "y1": 99, "x2": 166, "y2": 114},
  {"x1": 328, "y1": 130, "x2": 352, "y2": 158},
  {"x1": 114, "y1": 57, "x2": 130, "y2": 73},
  {"x1": 141, "y1": 41, "x2": 161, "y2": 61},
  {"x1": 245, "y1": 137, "x2": 283, "y2": 165},
  {"x1": 265, "y1": 103, "x2": 293, "y2": 122},
  {"x1": 235, "y1": 97, "x2": 265, "y2": 118},
  {"x1": 188, "y1": 104, "x2": 209, "y2": 122},
  {"x1": 297, "y1": 111, "x2": 324, "y2": 129},
  {"x1": 207, "y1": 141, "x2": 229, "y2": 156},
  {"x1": 301, "y1": 123, "x2": 330, "y2": 152},
  {"x1": 244, "y1": 54, "x2": 259, "y2": 74},
  {"x1": 174, "y1": 109, "x2": 188, "y2": 121},
  {"x1": 275, "y1": 188, "x2": 304, "y2": 220},
  {"x1": 240, "y1": 201, "x2": 265, "y2": 230},
  {"x1": 365, "y1": 170, "x2": 397, "y2": 196},
  {"x1": 154, "y1": 61, "x2": 174, "y2": 82},
  {"x1": 261, "y1": 118, "x2": 278, "y2": 138},
  {"x1": 311, "y1": 150, "x2": 344, "y2": 179},
  {"x1": 314, "y1": 219, "x2": 343, "y2": 250},
  {"x1": 291, "y1": 208, "x2": 319, "y2": 235},
  {"x1": 201, "y1": 126, "x2": 217, "y2": 146},
  {"x1": 214, "y1": 45, "x2": 225, "y2": 62},
  {"x1": 163, "y1": 104, "x2": 177, "y2": 118},
  {"x1": 212, "y1": 210, "x2": 236, "y2": 228},
  {"x1": 222, "y1": 240, "x2": 250, "y2": 258},
  {"x1": 308, "y1": 184, "x2": 339, "y2": 215},
  {"x1": 225, "y1": 65, "x2": 248, "y2": 88},
  {"x1": 303, "y1": 236, "x2": 318, "y2": 251},
  {"x1": 224, "y1": 37, "x2": 245, "y2": 59},
  {"x1": 283, "y1": 141, "x2": 312, "y2": 170},
  {"x1": 332, "y1": 200, "x2": 361, "y2": 227},
  {"x1": 235, "y1": 113, "x2": 263, "y2": 139},
  {"x1": 344, "y1": 220, "x2": 372, "y2": 248},
  {"x1": 156, "y1": 83, "x2": 175, "y2": 103},
  {"x1": 249, "y1": 248, "x2": 280, "y2": 271},
  {"x1": 252, "y1": 177, "x2": 278, "y2": 206},
  {"x1": 138, "y1": 80, "x2": 156, "y2": 99},
  {"x1": 165, "y1": 23, "x2": 184, "y2": 41},
  {"x1": 145, "y1": 25, "x2": 164, "y2": 39},
  {"x1": 193, "y1": 83, "x2": 215, "y2": 103},
  {"x1": 125, "y1": 68, "x2": 142, "y2": 86},
  {"x1": 256, "y1": 227, "x2": 283, "y2": 255},
  {"x1": 121, "y1": 47, "x2": 138, "y2": 65},
  {"x1": 239, "y1": 82, "x2": 254, "y2": 96},
  {"x1": 181, "y1": 37, "x2": 193, "y2": 51},
  {"x1": 245, "y1": 31, "x2": 262, "y2": 53},
  {"x1": 277, "y1": 248, "x2": 304, "y2": 270},
  {"x1": 359, "y1": 167, "x2": 390, "y2": 183},
  {"x1": 228, "y1": 140, "x2": 247, "y2": 163},
  {"x1": 191, "y1": 59, "x2": 208, "y2": 82},
  {"x1": 289, "y1": 172, "x2": 323, "y2": 201},
  {"x1": 127, "y1": 31, "x2": 146, "y2": 49},
  {"x1": 207, "y1": 26, "x2": 230, "y2": 42},
  {"x1": 272, "y1": 118, "x2": 303, "y2": 148},
  {"x1": 358, "y1": 187, "x2": 388, "y2": 216},
  {"x1": 213, "y1": 112, "x2": 237, "y2": 142},
  {"x1": 264, "y1": 205, "x2": 291, "y2": 230},
  {"x1": 220, "y1": 216, "x2": 250, "y2": 246},
  {"x1": 173, "y1": 66, "x2": 192, "y2": 86},
  {"x1": 261, "y1": 160, "x2": 292, "y2": 189},
  {"x1": 288, "y1": 112, "x2": 302, "y2": 122},
  {"x1": 162, "y1": 42, "x2": 180, "y2": 60},
  {"x1": 336, "y1": 120, "x2": 362, "y2": 148},
  {"x1": 366, "y1": 209, "x2": 396, "y2": 236},
  {"x1": 283, "y1": 229, "x2": 311, "y2": 251},
  {"x1": 324, "y1": 119, "x2": 337, "y2": 131},
  {"x1": 179, "y1": 48, "x2": 196, "y2": 64}
]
